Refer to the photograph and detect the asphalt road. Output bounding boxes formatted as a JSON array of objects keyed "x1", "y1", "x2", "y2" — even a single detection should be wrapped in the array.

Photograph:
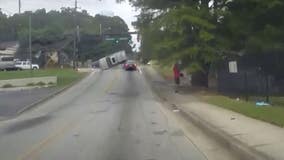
[
  {"x1": 0, "y1": 88, "x2": 58, "y2": 117},
  {"x1": 0, "y1": 68, "x2": 206, "y2": 160}
]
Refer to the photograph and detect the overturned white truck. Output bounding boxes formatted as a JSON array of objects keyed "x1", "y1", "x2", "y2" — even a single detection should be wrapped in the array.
[{"x1": 93, "y1": 50, "x2": 127, "y2": 70}]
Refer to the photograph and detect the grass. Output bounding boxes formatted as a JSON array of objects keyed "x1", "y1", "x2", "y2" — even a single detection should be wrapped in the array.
[
  {"x1": 0, "y1": 69, "x2": 86, "y2": 87},
  {"x1": 270, "y1": 97, "x2": 284, "y2": 106},
  {"x1": 202, "y1": 94, "x2": 284, "y2": 127},
  {"x1": 152, "y1": 64, "x2": 173, "y2": 80}
]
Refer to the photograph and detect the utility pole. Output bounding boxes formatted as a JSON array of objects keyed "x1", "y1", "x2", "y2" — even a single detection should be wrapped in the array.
[
  {"x1": 18, "y1": 0, "x2": 21, "y2": 14},
  {"x1": 29, "y1": 15, "x2": 32, "y2": 72},
  {"x1": 100, "y1": 24, "x2": 102, "y2": 35},
  {"x1": 73, "y1": 0, "x2": 78, "y2": 69},
  {"x1": 75, "y1": 0, "x2": 77, "y2": 12}
]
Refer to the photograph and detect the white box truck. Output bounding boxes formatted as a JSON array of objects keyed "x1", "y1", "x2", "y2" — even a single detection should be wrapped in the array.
[{"x1": 98, "y1": 50, "x2": 127, "y2": 70}]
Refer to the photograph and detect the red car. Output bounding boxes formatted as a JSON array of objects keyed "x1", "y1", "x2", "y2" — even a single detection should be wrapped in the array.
[{"x1": 123, "y1": 60, "x2": 137, "y2": 71}]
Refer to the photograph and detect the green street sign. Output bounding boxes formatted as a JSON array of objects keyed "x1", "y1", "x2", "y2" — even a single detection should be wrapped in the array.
[
  {"x1": 105, "y1": 37, "x2": 131, "y2": 44},
  {"x1": 105, "y1": 37, "x2": 130, "y2": 41},
  {"x1": 118, "y1": 37, "x2": 130, "y2": 40},
  {"x1": 105, "y1": 38, "x2": 115, "y2": 41}
]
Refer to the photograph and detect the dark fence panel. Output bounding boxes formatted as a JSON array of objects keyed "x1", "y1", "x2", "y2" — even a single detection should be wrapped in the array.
[{"x1": 217, "y1": 52, "x2": 284, "y2": 95}]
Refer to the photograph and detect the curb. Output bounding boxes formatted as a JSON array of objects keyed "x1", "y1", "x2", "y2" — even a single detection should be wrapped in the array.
[
  {"x1": 15, "y1": 72, "x2": 91, "y2": 117},
  {"x1": 178, "y1": 108, "x2": 271, "y2": 160},
  {"x1": 142, "y1": 66, "x2": 271, "y2": 160}
]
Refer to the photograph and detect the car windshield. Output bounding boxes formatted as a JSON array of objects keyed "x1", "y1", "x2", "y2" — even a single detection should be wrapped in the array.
[{"x1": 0, "y1": 1, "x2": 282, "y2": 160}]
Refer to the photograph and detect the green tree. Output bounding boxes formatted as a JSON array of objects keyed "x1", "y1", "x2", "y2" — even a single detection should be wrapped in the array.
[
  {"x1": 0, "y1": 9, "x2": 132, "y2": 62},
  {"x1": 129, "y1": 0, "x2": 222, "y2": 86},
  {"x1": 127, "y1": 0, "x2": 284, "y2": 87}
]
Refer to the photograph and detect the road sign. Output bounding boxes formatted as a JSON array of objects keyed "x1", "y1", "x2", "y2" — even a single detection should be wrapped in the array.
[
  {"x1": 105, "y1": 37, "x2": 131, "y2": 45},
  {"x1": 118, "y1": 37, "x2": 130, "y2": 40},
  {"x1": 105, "y1": 37, "x2": 130, "y2": 41},
  {"x1": 105, "y1": 38, "x2": 115, "y2": 41}
]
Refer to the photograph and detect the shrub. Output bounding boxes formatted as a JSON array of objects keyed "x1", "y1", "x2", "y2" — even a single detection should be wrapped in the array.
[
  {"x1": 2, "y1": 84, "x2": 13, "y2": 88},
  {"x1": 27, "y1": 83, "x2": 35, "y2": 86},
  {"x1": 48, "y1": 82, "x2": 55, "y2": 86},
  {"x1": 36, "y1": 81, "x2": 46, "y2": 86}
]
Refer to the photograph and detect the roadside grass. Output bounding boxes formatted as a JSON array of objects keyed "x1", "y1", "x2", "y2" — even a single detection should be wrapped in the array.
[
  {"x1": 202, "y1": 94, "x2": 284, "y2": 127},
  {"x1": 0, "y1": 69, "x2": 86, "y2": 87},
  {"x1": 270, "y1": 97, "x2": 284, "y2": 106},
  {"x1": 152, "y1": 64, "x2": 173, "y2": 80}
]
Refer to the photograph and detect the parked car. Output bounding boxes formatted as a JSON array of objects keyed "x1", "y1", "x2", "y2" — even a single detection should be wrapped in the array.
[
  {"x1": 0, "y1": 56, "x2": 21, "y2": 71},
  {"x1": 15, "y1": 61, "x2": 39, "y2": 70},
  {"x1": 123, "y1": 60, "x2": 137, "y2": 71}
]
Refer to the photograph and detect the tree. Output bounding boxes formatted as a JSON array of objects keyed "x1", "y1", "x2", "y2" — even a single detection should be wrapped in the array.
[
  {"x1": 127, "y1": 0, "x2": 284, "y2": 87},
  {"x1": 0, "y1": 9, "x2": 132, "y2": 62},
  {"x1": 220, "y1": 0, "x2": 284, "y2": 54},
  {"x1": 129, "y1": 0, "x2": 222, "y2": 87}
]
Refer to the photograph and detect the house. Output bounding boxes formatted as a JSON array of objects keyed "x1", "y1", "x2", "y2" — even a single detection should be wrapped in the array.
[{"x1": 0, "y1": 41, "x2": 19, "y2": 56}]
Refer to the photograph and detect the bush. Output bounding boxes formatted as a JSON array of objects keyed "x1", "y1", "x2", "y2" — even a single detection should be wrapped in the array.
[
  {"x1": 36, "y1": 81, "x2": 46, "y2": 86},
  {"x1": 48, "y1": 82, "x2": 55, "y2": 86},
  {"x1": 27, "y1": 83, "x2": 35, "y2": 86},
  {"x1": 2, "y1": 84, "x2": 13, "y2": 88}
]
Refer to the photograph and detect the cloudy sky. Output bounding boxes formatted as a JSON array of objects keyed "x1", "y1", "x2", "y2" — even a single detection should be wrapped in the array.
[
  {"x1": 0, "y1": 0, "x2": 140, "y2": 50},
  {"x1": 0, "y1": 0, "x2": 139, "y2": 31}
]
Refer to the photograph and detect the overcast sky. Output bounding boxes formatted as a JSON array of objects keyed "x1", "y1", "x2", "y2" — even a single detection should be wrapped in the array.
[{"x1": 0, "y1": 0, "x2": 139, "y2": 31}]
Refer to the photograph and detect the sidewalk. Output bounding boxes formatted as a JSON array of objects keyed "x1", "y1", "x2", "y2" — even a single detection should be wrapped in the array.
[{"x1": 143, "y1": 65, "x2": 284, "y2": 160}]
